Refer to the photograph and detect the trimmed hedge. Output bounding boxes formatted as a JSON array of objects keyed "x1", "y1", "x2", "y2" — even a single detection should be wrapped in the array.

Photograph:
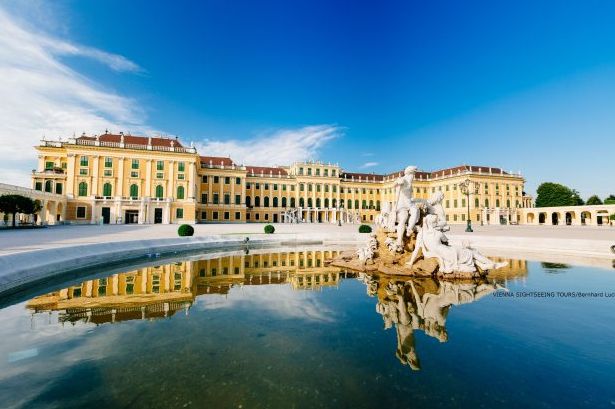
[
  {"x1": 358, "y1": 224, "x2": 372, "y2": 233},
  {"x1": 264, "y1": 224, "x2": 275, "y2": 234},
  {"x1": 177, "y1": 224, "x2": 194, "y2": 237},
  {"x1": 609, "y1": 213, "x2": 615, "y2": 221}
]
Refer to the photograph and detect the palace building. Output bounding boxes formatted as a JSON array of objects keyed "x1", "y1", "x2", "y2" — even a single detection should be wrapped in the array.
[{"x1": 31, "y1": 132, "x2": 526, "y2": 225}]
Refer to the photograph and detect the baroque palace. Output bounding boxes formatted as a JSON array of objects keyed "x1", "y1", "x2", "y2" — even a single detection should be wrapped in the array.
[{"x1": 31, "y1": 132, "x2": 527, "y2": 225}]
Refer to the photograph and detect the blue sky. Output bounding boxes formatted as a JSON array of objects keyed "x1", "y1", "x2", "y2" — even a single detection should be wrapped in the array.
[{"x1": 1, "y1": 1, "x2": 615, "y2": 198}]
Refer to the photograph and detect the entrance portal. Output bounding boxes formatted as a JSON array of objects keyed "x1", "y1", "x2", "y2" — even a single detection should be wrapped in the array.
[
  {"x1": 154, "y1": 208, "x2": 163, "y2": 224},
  {"x1": 102, "y1": 207, "x2": 111, "y2": 224},
  {"x1": 273, "y1": 214, "x2": 278, "y2": 223},
  {"x1": 125, "y1": 210, "x2": 139, "y2": 224}
]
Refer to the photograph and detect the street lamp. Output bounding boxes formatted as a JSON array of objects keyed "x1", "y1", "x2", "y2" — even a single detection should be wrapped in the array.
[{"x1": 459, "y1": 179, "x2": 479, "y2": 232}]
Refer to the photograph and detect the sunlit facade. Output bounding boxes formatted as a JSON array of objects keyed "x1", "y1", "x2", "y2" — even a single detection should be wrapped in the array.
[{"x1": 32, "y1": 133, "x2": 526, "y2": 225}]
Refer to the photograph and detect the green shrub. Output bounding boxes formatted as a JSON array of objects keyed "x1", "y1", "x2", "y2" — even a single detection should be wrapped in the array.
[
  {"x1": 264, "y1": 224, "x2": 275, "y2": 234},
  {"x1": 609, "y1": 213, "x2": 615, "y2": 221},
  {"x1": 177, "y1": 224, "x2": 194, "y2": 237},
  {"x1": 358, "y1": 224, "x2": 372, "y2": 233}
]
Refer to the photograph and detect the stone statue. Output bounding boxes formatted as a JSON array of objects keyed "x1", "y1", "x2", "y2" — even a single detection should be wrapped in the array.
[
  {"x1": 392, "y1": 166, "x2": 420, "y2": 250},
  {"x1": 409, "y1": 214, "x2": 508, "y2": 274}
]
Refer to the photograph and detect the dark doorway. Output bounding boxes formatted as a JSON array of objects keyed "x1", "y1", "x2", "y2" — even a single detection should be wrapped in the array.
[
  {"x1": 101, "y1": 207, "x2": 111, "y2": 224},
  {"x1": 551, "y1": 213, "x2": 559, "y2": 225},
  {"x1": 273, "y1": 214, "x2": 278, "y2": 223},
  {"x1": 539, "y1": 213, "x2": 546, "y2": 224},
  {"x1": 125, "y1": 210, "x2": 139, "y2": 224},
  {"x1": 154, "y1": 208, "x2": 163, "y2": 224}
]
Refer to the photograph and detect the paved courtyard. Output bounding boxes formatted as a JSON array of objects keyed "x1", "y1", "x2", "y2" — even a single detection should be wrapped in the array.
[{"x1": 0, "y1": 223, "x2": 613, "y2": 256}]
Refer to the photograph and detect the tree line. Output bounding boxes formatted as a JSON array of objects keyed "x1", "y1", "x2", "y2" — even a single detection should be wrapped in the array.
[
  {"x1": 535, "y1": 183, "x2": 615, "y2": 207},
  {"x1": 0, "y1": 194, "x2": 42, "y2": 227}
]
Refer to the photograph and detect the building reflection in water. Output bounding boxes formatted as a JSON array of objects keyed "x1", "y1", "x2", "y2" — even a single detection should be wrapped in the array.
[{"x1": 26, "y1": 252, "x2": 526, "y2": 370}]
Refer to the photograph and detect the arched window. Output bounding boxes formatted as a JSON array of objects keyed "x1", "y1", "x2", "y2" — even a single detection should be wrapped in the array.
[
  {"x1": 264, "y1": 196, "x2": 270, "y2": 207},
  {"x1": 290, "y1": 197, "x2": 296, "y2": 207},
  {"x1": 324, "y1": 198, "x2": 329, "y2": 208},
  {"x1": 369, "y1": 200, "x2": 374, "y2": 209},
  {"x1": 316, "y1": 198, "x2": 321, "y2": 208},
  {"x1": 155, "y1": 185, "x2": 164, "y2": 198},
  {"x1": 347, "y1": 199, "x2": 352, "y2": 209},
  {"x1": 103, "y1": 183, "x2": 112, "y2": 197},
  {"x1": 376, "y1": 200, "x2": 380, "y2": 211},
  {"x1": 484, "y1": 199, "x2": 489, "y2": 207},
  {"x1": 44, "y1": 180, "x2": 53, "y2": 193},
  {"x1": 355, "y1": 200, "x2": 359, "y2": 209},
  {"x1": 475, "y1": 198, "x2": 479, "y2": 208},
  {"x1": 308, "y1": 184, "x2": 313, "y2": 192},
  {"x1": 506, "y1": 199, "x2": 511, "y2": 208},
  {"x1": 300, "y1": 184, "x2": 305, "y2": 192},
  {"x1": 361, "y1": 200, "x2": 367, "y2": 209},
  {"x1": 307, "y1": 198, "x2": 313, "y2": 207},
  {"x1": 130, "y1": 184, "x2": 139, "y2": 198},
  {"x1": 255, "y1": 196, "x2": 261, "y2": 207},
  {"x1": 273, "y1": 197, "x2": 278, "y2": 207},
  {"x1": 282, "y1": 197, "x2": 287, "y2": 207},
  {"x1": 78, "y1": 182, "x2": 88, "y2": 197},
  {"x1": 176, "y1": 186, "x2": 184, "y2": 199},
  {"x1": 246, "y1": 196, "x2": 252, "y2": 207},
  {"x1": 299, "y1": 198, "x2": 304, "y2": 207},
  {"x1": 332, "y1": 199, "x2": 337, "y2": 208},
  {"x1": 496, "y1": 199, "x2": 500, "y2": 207}
]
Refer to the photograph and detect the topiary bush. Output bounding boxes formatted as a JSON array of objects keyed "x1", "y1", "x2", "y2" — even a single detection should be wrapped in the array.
[
  {"x1": 177, "y1": 224, "x2": 194, "y2": 237},
  {"x1": 264, "y1": 224, "x2": 275, "y2": 234},
  {"x1": 358, "y1": 224, "x2": 372, "y2": 233}
]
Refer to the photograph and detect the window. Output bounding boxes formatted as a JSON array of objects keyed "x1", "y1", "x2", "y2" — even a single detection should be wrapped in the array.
[
  {"x1": 155, "y1": 185, "x2": 164, "y2": 198},
  {"x1": 78, "y1": 182, "x2": 88, "y2": 196},
  {"x1": 201, "y1": 193, "x2": 208, "y2": 203},
  {"x1": 202, "y1": 175, "x2": 208, "y2": 183},
  {"x1": 333, "y1": 185, "x2": 337, "y2": 193},
  {"x1": 80, "y1": 156, "x2": 88, "y2": 167},
  {"x1": 130, "y1": 171, "x2": 138, "y2": 178},
  {"x1": 225, "y1": 177, "x2": 230, "y2": 184},
  {"x1": 76, "y1": 206, "x2": 86, "y2": 218},
  {"x1": 274, "y1": 184, "x2": 278, "y2": 191},
  {"x1": 454, "y1": 199, "x2": 458, "y2": 208},
  {"x1": 300, "y1": 184, "x2": 305, "y2": 192},
  {"x1": 255, "y1": 196, "x2": 260, "y2": 207},
  {"x1": 104, "y1": 157, "x2": 113, "y2": 168},
  {"x1": 224, "y1": 211, "x2": 230, "y2": 220},
  {"x1": 308, "y1": 184, "x2": 313, "y2": 192},
  {"x1": 265, "y1": 183, "x2": 269, "y2": 190},
  {"x1": 282, "y1": 197, "x2": 287, "y2": 207},
  {"x1": 317, "y1": 185, "x2": 321, "y2": 192},
  {"x1": 201, "y1": 212, "x2": 207, "y2": 220},
  {"x1": 475, "y1": 198, "x2": 479, "y2": 207},
  {"x1": 177, "y1": 186, "x2": 185, "y2": 199},
  {"x1": 235, "y1": 212, "x2": 240, "y2": 220},
  {"x1": 224, "y1": 194, "x2": 230, "y2": 205},
  {"x1": 213, "y1": 211, "x2": 219, "y2": 220},
  {"x1": 44, "y1": 180, "x2": 52, "y2": 192},
  {"x1": 35, "y1": 182, "x2": 42, "y2": 191},
  {"x1": 156, "y1": 172, "x2": 163, "y2": 179},
  {"x1": 178, "y1": 162, "x2": 185, "y2": 172},
  {"x1": 264, "y1": 197, "x2": 270, "y2": 207},
  {"x1": 104, "y1": 170, "x2": 112, "y2": 177},
  {"x1": 332, "y1": 170, "x2": 336, "y2": 177},
  {"x1": 45, "y1": 161, "x2": 54, "y2": 169},
  {"x1": 291, "y1": 185, "x2": 295, "y2": 191},
  {"x1": 55, "y1": 183, "x2": 63, "y2": 194},
  {"x1": 130, "y1": 184, "x2": 139, "y2": 198},
  {"x1": 273, "y1": 197, "x2": 278, "y2": 207},
  {"x1": 103, "y1": 183, "x2": 112, "y2": 197},
  {"x1": 213, "y1": 176, "x2": 219, "y2": 183},
  {"x1": 316, "y1": 169, "x2": 320, "y2": 176},
  {"x1": 246, "y1": 196, "x2": 252, "y2": 207},
  {"x1": 177, "y1": 174, "x2": 185, "y2": 180},
  {"x1": 290, "y1": 197, "x2": 296, "y2": 207},
  {"x1": 235, "y1": 194, "x2": 241, "y2": 205},
  {"x1": 282, "y1": 184, "x2": 287, "y2": 191},
  {"x1": 213, "y1": 193, "x2": 219, "y2": 204},
  {"x1": 236, "y1": 177, "x2": 241, "y2": 185},
  {"x1": 79, "y1": 169, "x2": 88, "y2": 176},
  {"x1": 255, "y1": 183, "x2": 260, "y2": 189},
  {"x1": 307, "y1": 168, "x2": 312, "y2": 175},
  {"x1": 176, "y1": 208, "x2": 184, "y2": 219},
  {"x1": 299, "y1": 167, "x2": 304, "y2": 175},
  {"x1": 324, "y1": 169, "x2": 328, "y2": 177},
  {"x1": 131, "y1": 159, "x2": 139, "y2": 169}
]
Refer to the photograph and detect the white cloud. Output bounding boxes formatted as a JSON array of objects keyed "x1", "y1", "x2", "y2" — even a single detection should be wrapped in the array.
[
  {"x1": 0, "y1": 6, "x2": 151, "y2": 187},
  {"x1": 196, "y1": 125, "x2": 341, "y2": 166},
  {"x1": 360, "y1": 161, "x2": 379, "y2": 168}
]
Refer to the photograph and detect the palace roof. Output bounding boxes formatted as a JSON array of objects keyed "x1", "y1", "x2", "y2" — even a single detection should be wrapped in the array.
[
  {"x1": 77, "y1": 133, "x2": 184, "y2": 148},
  {"x1": 246, "y1": 166, "x2": 288, "y2": 176},
  {"x1": 199, "y1": 156, "x2": 235, "y2": 166}
]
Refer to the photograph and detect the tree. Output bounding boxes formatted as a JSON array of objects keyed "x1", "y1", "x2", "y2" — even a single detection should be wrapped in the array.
[
  {"x1": 535, "y1": 183, "x2": 584, "y2": 207},
  {"x1": 586, "y1": 195, "x2": 603, "y2": 205},
  {"x1": 605, "y1": 195, "x2": 615, "y2": 205},
  {"x1": 0, "y1": 194, "x2": 38, "y2": 227}
]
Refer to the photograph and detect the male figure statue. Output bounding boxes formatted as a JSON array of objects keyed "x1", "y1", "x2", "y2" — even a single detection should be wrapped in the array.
[{"x1": 393, "y1": 165, "x2": 419, "y2": 250}]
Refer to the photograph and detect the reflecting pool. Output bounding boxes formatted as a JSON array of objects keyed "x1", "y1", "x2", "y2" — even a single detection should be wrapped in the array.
[{"x1": 1, "y1": 249, "x2": 615, "y2": 408}]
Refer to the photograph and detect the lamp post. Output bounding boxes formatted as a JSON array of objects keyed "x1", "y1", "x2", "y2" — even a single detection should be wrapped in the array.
[{"x1": 459, "y1": 179, "x2": 478, "y2": 232}]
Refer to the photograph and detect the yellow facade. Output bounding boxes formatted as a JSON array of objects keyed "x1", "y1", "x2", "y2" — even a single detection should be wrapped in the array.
[{"x1": 32, "y1": 133, "x2": 526, "y2": 225}]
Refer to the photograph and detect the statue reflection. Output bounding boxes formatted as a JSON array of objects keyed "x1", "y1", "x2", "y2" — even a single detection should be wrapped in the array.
[{"x1": 361, "y1": 273, "x2": 504, "y2": 371}]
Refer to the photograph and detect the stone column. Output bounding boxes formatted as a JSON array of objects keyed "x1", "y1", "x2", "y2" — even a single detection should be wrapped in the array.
[
  {"x1": 145, "y1": 159, "x2": 152, "y2": 197},
  {"x1": 92, "y1": 155, "x2": 99, "y2": 196}
]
